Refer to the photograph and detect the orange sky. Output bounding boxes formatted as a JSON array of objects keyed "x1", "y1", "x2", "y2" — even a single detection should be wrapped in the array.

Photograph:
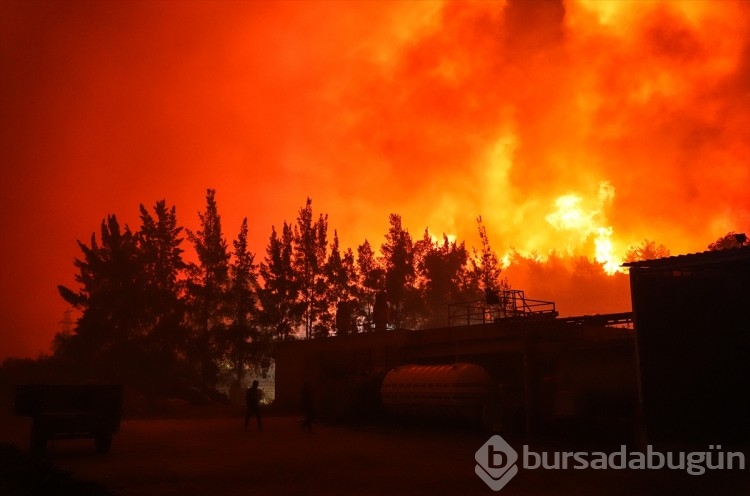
[{"x1": 1, "y1": 0, "x2": 748, "y2": 360}]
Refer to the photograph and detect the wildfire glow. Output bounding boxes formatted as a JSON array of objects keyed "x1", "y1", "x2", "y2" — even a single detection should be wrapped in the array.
[
  {"x1": 594, "y1": 227, "x2": 620, "y2": 275},
  {"x1": 1, "y1": 0, "x2": 748, "y2": 358},
  {"x1": 537, "y1": 181, "x2": 624, "y2": 274},
  {"x1": 429, "y1": 233, "x2": 457, "y2": 245}
]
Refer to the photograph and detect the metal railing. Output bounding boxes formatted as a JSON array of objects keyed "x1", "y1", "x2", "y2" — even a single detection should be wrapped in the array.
[{"x1": 447, "y1": 290, "x2": 557, "y2": 326}]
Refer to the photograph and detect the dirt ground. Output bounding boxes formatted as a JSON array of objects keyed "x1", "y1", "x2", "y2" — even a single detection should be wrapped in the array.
[{"x1": 1, "y1": 410, "x2": 748, "y2": 496}]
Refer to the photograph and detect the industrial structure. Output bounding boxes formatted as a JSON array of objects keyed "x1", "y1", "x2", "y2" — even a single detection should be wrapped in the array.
[
  {"x1": 276, "y1": 293, "x2": 636, "y2": 437},
  {"x1": 275, "y1": 244, "x2": 750, "y2": 444}
]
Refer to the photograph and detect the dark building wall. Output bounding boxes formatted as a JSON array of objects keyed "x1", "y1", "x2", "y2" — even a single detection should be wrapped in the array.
[
  {"x1": 628, "y1": 249, "x2": 750, "y2": 443},
  {"x1": 275, "y1": 331, "x2": 407, "y2": 414},
  {"x1": 275, "y1": 320, "x2": 636, "y2": 433}
]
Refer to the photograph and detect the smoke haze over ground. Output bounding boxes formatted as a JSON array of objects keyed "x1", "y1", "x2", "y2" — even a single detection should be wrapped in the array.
[{"x1": 1, "y1": 0, "x2": 748, "y2": 359}]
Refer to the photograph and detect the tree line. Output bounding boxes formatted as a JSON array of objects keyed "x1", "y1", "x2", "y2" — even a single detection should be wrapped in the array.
[
  {"x1": 43, "y1": 187, "x2": 749, "y2": 400},
  {"x1": 53, "y1": 190, "x2": 505, "y2": 397}
]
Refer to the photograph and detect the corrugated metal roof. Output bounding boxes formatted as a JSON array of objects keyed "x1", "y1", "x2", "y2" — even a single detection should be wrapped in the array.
[
  {"x1": 621, "y1": 245, "x2": 750, "y2": 270},
  {"x1": 382, "y1": 363, "x2": 491, "y2": 388}
]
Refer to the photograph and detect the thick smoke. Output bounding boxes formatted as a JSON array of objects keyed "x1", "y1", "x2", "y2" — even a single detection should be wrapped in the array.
[
  {"x1": 334, "y1": 0, "x2": 750, "y2": 255},
  {"x1": 0, "y1": 0, "x2": 748, "y2": 357}
]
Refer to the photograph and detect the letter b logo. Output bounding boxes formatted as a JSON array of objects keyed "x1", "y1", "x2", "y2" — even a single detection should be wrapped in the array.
[
  {"x1": 475, "y1": 435, "x2": 519, "y2": 491},
  {"x1": 488, "y1": 446, "x2": 507, "y2": 468}
]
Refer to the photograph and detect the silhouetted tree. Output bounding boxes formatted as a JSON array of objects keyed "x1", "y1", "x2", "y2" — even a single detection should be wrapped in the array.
[
  {"x1": 624, "y1": 239, "x2": 670, "y2": 262},
  {"x1": 259, "y1": 223, "x2": 302, "y2": 342},
  {"x1": 57, "y1": 201, "x2": 195, "y2": 394},
  {"x1": 293, "y1": 198, "x2": 329, "y2": 339},
  {"x1": 418, "y1": 232, "x2": 470, "y2": 327},
  {"x1": 57, "y1": 215, "x2": 146, "y2": 382},
  {"x1": 571, "y1": 255, "x2": 608, "y2": 280},
  {"x1": 409, "y1": 229, "x2": 435, "y2": 324},
  {"x1": 381, "y1": 214, "x2": 415, "y2": 328},
  {"x1": 185, "y1": 189, "x2": 231, "y2": 390},
  {"x1": 356, "y1": 239, "x2": 385, "y2": 332},
  {"x1": 325, "y1": 231, "x2": 345, "y2": 301},
  {"x1": 224, "y1": 218, "x2": 268, "y2": 386},
  {"x1": 139, "y1": 200, "x2": 185, "y2": 294},
  {"x1": 341, "y1": 247, "x2": 358, "y2": 331},
  {"x1": 136, "y1": 200, "x2": 190, "y2": 390},
  {"x1": 707, "y1": 232, "x2": 748, "y2": 251},
  {"x1": 56, "y1": 189, "x2": 650, "y2": 359},
  {"x1": 325, "y1": 231, "x2": 357, "y2": 335},
  {"x1": 412, "y1": 228, "x2": 433, "y2": 286}
]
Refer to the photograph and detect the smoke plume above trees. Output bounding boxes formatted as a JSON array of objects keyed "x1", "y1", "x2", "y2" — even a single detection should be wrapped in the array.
[{"x1": 1, "y1": 0, "x2": 748, "y2": 359}]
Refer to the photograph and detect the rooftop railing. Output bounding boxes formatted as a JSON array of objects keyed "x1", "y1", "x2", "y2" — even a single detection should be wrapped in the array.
[{"x1": 447, "y1": 289, "x2": 558, "y2": 326}]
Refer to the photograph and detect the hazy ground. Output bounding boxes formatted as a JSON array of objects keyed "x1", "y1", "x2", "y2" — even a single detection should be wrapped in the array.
[{"x1": 1, "y1": 408, "x2": 748, "y2": 496}]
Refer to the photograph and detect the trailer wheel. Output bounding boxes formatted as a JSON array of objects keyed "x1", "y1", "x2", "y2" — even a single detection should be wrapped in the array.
[{"x1": 95, "y1": 432, "x2": 113, "y2": 454}]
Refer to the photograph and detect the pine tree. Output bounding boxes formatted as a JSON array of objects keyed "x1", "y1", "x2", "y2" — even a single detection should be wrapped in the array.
[
  {"x1": 418, "y1": 232, "x2": 470, "y2": 328},
  {"x1": 137, "y1": 200, "x2": 190, "y2": 390},
  {"x1": 380, "y1": 214, "x2": 415, "y2": 328},
  {"x1": 57, "y1": 215, "x2": 145, "y2": 381},
  {"x1": 341, "y1": 246, "x2": 358, "y2": 332},
  {"x1": 225, "y1": 218, "x2": 268, "y2": 385},
  {"x1": 138, "y1": 200, "x2": 185, "y2": 295},
  {"x1": 325, "y1": 231, "x2": 356, "y2": 335},
  {"x1": 293, "y1": 198, "x2": 329, "y2": 338},
  {"x1": 259, "y1": 223, "x2": 302, "y2": 342},
  {"x1": 356, "y1": 239, "x2": 385, "y2": 332},
  {"x1": 185, "y1": 189, "x2": 231, "y2": 390}
]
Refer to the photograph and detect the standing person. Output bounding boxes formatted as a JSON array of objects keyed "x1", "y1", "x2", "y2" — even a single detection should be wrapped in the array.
[
  {"x1": 301, "y1": 381, "x2": 315, "y2": 432},
  {"x1": 244, "y1": 380, "x2": 262, "y2": 429}
]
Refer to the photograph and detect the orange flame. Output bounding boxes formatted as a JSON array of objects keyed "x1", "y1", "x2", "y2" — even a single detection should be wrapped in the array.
[{"x1": 536, "y1": 181, "x2": 622, "y2": 274}]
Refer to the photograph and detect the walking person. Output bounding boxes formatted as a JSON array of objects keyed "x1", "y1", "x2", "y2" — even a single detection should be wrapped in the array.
[{"x1": 244, "y1": 380, "x2": 262, "y2": 429}]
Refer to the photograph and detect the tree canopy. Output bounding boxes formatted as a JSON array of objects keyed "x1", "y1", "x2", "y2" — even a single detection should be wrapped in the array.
[{"x1": 59, "y1": 189, "x2": 683, "y2": 398}]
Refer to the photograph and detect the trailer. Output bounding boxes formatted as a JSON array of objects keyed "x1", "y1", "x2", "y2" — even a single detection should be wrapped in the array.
[{"x1": 14, "y1": 384, "x2": 123, "y2": 454}]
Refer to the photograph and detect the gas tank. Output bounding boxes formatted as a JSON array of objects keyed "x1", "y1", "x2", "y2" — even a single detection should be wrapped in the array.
[{"x1": 380, "y1": 363, "x2": 493, "y2": 421}]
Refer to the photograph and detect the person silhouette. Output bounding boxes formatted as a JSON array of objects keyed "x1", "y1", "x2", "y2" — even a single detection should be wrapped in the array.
[{"x1": 244, "y1": 380, "x2": 262, "y2": 429}]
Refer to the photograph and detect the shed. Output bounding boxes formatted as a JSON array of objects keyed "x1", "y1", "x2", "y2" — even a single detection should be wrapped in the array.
[{"x1": 623, "y1": 245, "x2": 750, "y2": 443}]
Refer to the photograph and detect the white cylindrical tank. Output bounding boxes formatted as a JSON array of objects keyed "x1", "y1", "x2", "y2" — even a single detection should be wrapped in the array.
[{"x1": 380, "y1": 363, "x2": 493, "y2": 421}]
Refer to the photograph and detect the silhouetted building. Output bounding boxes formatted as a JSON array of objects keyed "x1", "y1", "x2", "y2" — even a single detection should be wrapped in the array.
[
  {"x1": 275, "y1": 310, "x2": 636, "y2": 435},
  {"x1": 624, "y1": 245, "x2": 750, "y2": 443}
]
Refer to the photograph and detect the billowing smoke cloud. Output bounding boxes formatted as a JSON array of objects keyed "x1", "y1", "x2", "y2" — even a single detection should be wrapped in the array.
[
  {"x1": 332, "y1": 0, "x2": 750, "y2": 254},
  {"x1": 1, "y1": 0, "x2": 748, "y2": 358}
]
